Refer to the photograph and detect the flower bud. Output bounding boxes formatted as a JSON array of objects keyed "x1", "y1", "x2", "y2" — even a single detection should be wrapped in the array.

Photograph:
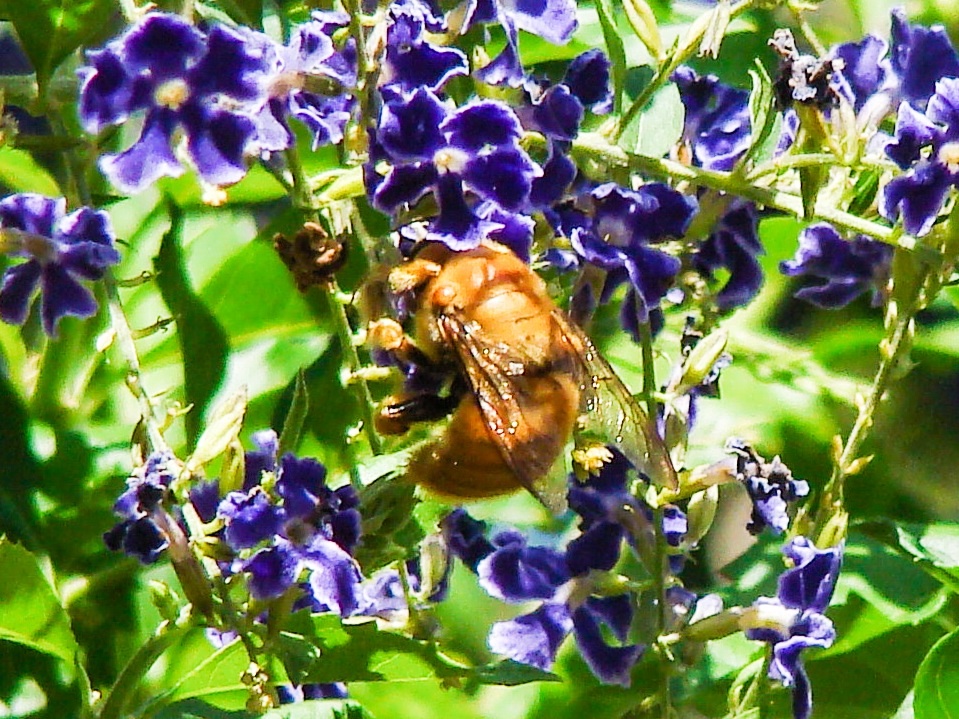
[
  {"x1": 669, "y1": 328, "x2": 728, "y2": 397},
  {"x1": 623, "y1": 0, "x2": 664, "y2": 61},
  {"x1": 684, "y1": 485, "x2": 719, "y2": 546}
]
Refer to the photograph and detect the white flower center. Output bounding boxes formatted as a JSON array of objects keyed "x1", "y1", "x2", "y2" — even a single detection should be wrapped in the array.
[
  {"x1": 433, "y1": 146, "x2": 469, "y2": 175},
  {"x1": 154, "y1": 79, "x2": 191, "y2": 110}
]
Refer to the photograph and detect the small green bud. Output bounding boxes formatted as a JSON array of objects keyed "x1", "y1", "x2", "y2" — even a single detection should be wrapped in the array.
[
  {"x1": 623, "y1": 0, "x2": 664, "y2": 61},
  {"x1": 670, "y1": 328, "x2": 728, "y2": 396},
  {"x1": 685, "y1": 485, "x2": 719, "y2": 546}
]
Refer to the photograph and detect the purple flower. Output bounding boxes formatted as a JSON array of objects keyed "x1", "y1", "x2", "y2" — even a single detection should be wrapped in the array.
[
  {"x1": 250, "y1": 11, "x2": 357, "y2": 153},
  {"x1": 694, "y1": 200, "x2": 764, "y2": 310},
  {"x1": 725, "y1": 439, "x2": 808, "y2": 535},
  {"x1": 463, "y1": 0, "x2": 578, "y2": 87},
  {"x1": 889, "y1": 8, "x2": 959, "y2": 109},
  {"x1": 78, "y1": 13, "x2": 271, "y2": 193},
  {"x1": 517, "y1": 50, "x2": 611, "y2": 208},
  {"x1": 564, "y1": 182, "x2": 696, "y2": 336},
  {"x1": 478, "y1": 531, "x2": 569, "y2": 602},
  {"x1": 446, "y1": 448, "x2": 688, "y2": 687},
  {"x1": 780, "y1": 223, "x2": 892, "y2": 308},
  {"x1": 278, "y1": 683, "x2": 348, "y2": 703},
  {"x1": 463, "y1": 0, "x2": 578, "y2": 45},
  {"x1": 380, "y1": 0, "x2": 467, "y2": 94},
  {"x1": 567, "y1": 447, "x2": 687, "y2": 574},
  {"x1": 673, "y1": 67, "x2": 752, "y2": 172},
  {"x1": 104, "y1": 451, "x2": 178, "y2": 564},
  {"x1": 831, "y1": 35, "x2": 893, "y2": 115},
  {"x1": 881, "y1": 77, "x2": 959, "y2": 236},
  {"x1": 0, "y1": 193, "x2": 120, "y2": 336},
  {"x1": 442, "y1": 508, "x2": 496, "y2": 571},
  {"x1": 369, "y1": 88, "x2": 539, "y2": 250},
  {"x1": 744, "y1": 537, "x2": 842, "y2": 719},
  {"x1": 488, "y1": 594, "x2": 645, "y2": 686},
  {"x1": 216, "y1": 432, "x2": 362, "y2": 611}
]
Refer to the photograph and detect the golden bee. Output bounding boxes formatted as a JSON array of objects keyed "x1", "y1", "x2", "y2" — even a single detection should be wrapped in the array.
[{"x1": 368, "y1": 240, "x2": 676, "y2": 513}]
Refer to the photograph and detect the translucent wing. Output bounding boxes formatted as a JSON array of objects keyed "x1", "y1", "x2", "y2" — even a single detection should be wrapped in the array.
[
  {"x1": 436, "y1": 312, "x2": 571, "y2": 514},
  {"x1": 551, "y1": 310, "x2": 679, "y2": 490}
]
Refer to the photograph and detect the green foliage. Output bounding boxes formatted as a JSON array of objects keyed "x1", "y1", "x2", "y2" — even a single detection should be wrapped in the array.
[
  {"x1": 915, "y1": 629, "x2": 959, "y2": 719},
  {"x1": 2, "y1": 0, "x2": 959, "y2": 718},
  {"x1": 0, "y1": 538, "x2": 78, "y2": 664},
  {"x1": 0, "y1": 0, "x2": 116, "y2": 88}
]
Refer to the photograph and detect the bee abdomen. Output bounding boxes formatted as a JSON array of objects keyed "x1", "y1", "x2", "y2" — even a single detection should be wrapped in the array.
[{"x1": 407, "y1": 400, "x2": 522, "y2": 499}]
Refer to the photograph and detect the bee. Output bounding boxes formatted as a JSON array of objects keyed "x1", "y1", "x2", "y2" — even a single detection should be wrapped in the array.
[{"x1": 368, "y1": 240, "x2": 676, "y2": 513}]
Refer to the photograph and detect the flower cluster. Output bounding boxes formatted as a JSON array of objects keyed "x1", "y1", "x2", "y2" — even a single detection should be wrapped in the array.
[
  {"x1": 78, "y1": 11, "x2": 355, "y2": 194},
  {"x1": 216, "y1": 430, "x2": 363, "y2": 612},
  {"x1": 442, "y1": 449, "x2": 688, "y2": 686},
  {"x1": 0, "y1": 193, "x2": 120, "y2": 336},
  {"x1": 811, "y1": 10, "x2": 959, "y2": 238}
]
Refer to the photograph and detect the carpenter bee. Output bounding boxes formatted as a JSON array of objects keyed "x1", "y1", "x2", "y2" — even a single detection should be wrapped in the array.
[{"x1": 368, "y1": 240, "x2": 676, "y2": 513}]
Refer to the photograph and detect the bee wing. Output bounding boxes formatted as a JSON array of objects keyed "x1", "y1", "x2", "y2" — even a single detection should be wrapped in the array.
[
  {"x1": 552, "y1": 311, "x2": 679, "y2": 490},
  {"x1": 436, "y1": 312, "x2": 570, "y2": 514}
]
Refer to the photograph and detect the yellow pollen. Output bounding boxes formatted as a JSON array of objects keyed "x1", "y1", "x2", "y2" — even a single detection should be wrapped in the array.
[{"x1": 154, "y1": 79, "x2": 191, "y2": 110}]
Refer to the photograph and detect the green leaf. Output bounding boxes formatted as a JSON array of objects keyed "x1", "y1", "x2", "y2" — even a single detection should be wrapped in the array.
[
  {"x1": 0, "y1": 373, "x2": 42, "y2": 544},
  {"x1": 0, "y1": 146, "x2": 60, "y2": 195},
  {"x1": 912, "y1": 628, "x2": 959, "y2": 719},
  {"x1": 857, "y1": 520, "x2": 959, "y2": 591},
  {"x1": 595, "y1": 0, "x2": 627, "y2": 113},
  {"x1": 147, "y1": 630, "x2": 284, "y2": 713},
  {"x1": 155, "y1": 203, "x2": 230, "y2": 447},
  {"x1": 617, "y1": 82, "x2": 685, "y2": 159},
  {"x1": 742, "y1": 61, "x2": 782, "y2": 167},
  {"x1": 285, "y1": 613, "x2": 468, "y2": 684},
  {"x1": 278, "y1": 369, "x2": 310, "y2": 456},
  {"x1": 0, "y1": 0, "x2": 117, "y2": 88},
  {"x1": 0, "y1": 538, "x2": 78, "y2": 664},
  {"x1": 472, "y1": 660, "x2": 561, "y2": 686}
]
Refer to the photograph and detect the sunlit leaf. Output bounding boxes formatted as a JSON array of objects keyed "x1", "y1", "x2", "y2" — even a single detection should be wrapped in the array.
[
  {"x1": 0, "y1": 538, "x2": 78, "y2": 664},
  {"x1": 0, "y1": 0, "x2": 117, "y2": 88},
  {"x1": 913, "y1": 628, "x2": 959, "y2": 719}
]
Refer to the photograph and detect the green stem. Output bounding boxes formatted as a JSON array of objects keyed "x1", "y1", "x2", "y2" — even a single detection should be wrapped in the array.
[
  {"x1": 637, "y1": 320, "x2": 659, "y2": 419},
  {"x1": 651, "y1": 507, "x2": 672, "y2": 719},
  {"x1": 103, "y1": 271, "x2": 169, "y2": 453},
  {"x1": 816, "y1": 312, "x2": 912, "y2": 526},
  {"x1": 569, "y1": 132, "x2": 938, "y2": 258},
  {"x1": 787, "y1": 1, "x2": 827, "y2": 56},
  {"x1": 341, "y1": 0, "x2": 370, "y2": 79},
  {"x1": 617, "y1": 0, "x2": 767, "y2": 140},
  {"x1": 97, "y1": 619, "x2": 194, "y2": 719},
  {"x1": 286, "y1": 146, "x2": 384, "y2": 460},
  {"x1": 324, "y1": 285, "x2": 385, "y2": 457}
]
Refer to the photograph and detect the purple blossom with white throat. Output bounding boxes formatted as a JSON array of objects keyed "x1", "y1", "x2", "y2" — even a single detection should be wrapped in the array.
[{"x1": 0, "y1": 193, "x2": 120, "y2": 336}]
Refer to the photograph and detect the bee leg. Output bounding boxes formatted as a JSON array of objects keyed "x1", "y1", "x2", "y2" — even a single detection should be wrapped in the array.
[
  {"x1": 388, "y1": 258, "x2": 442, "y2": 294},
  {"x1": 376, "y1": 391, "x2": 461, "y2": 435},
  {"x1": 368, "y1": 318, "x2": 440, "y2": 370}
]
